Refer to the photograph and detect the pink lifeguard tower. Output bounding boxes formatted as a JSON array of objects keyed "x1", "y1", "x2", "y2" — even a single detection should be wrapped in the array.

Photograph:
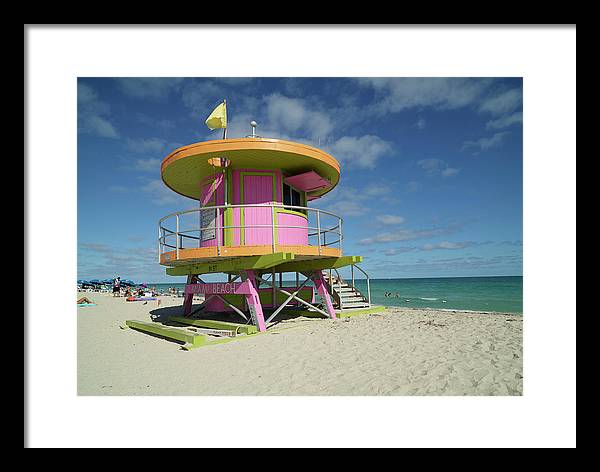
[{"x1": 127, "y1": 116, "x2": 373, "y2": 344}]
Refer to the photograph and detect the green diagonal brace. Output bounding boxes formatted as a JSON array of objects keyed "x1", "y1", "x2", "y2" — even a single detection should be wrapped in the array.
[
  {"x1": 271, "y1": 255, "x2": 363, "y2": 274},
  {"x1": 126, "y1": 320, "x2": 206, "y2": 347},
  {"x1": 166, "y1": 252, "x2": 295, "y2": 276},
  {"x1": 169, "y1": 317, "x2": 258, "y2": 335}
]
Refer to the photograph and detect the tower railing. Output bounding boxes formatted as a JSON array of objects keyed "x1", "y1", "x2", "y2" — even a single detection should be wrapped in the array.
[{"x1": 157, "y1": 204, "x2": 343, "y2": 262}]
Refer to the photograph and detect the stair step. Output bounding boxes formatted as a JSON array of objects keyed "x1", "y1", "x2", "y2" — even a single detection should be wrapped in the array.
[
  {"x1": 340, "y1": 293, "x2": 365, "y2": 301},
  {"x1": 340, "y1": 302, "x2": 371, "y2": 308}
]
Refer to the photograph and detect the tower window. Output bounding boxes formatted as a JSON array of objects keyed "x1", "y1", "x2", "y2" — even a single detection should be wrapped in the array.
[{"x1": 283, "y1": 183, "x2": 302, "y2": 209}]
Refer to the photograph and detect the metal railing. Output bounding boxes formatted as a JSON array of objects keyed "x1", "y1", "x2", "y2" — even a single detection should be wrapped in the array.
[
  {"x1": 353, "y1": 264, "x2": 371, "y2": 306},
  {"x1": 328, "y1": 266, "x2": 371, "y2": 308},
  {"x1": 158, "y1": 203, "x2": 343, "y2": 262}
]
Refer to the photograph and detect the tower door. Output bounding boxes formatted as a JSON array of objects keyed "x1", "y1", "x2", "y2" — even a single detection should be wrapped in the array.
[
  {"x1": 199, "y1": 175, "x2": 224, "y2": 247},
  {"x1": 242, "y1": 173, "x2": 275, "y2": 246}
]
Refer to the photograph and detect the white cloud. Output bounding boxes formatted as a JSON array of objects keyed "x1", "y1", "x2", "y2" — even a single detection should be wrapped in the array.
[
  {"x1": 78, "y1": 241, "x2": 161, "y2": 281},
  {"x1": 180, "y1": 81, "x2": 226, "y2": 117},
  {"x1": 357, "y1": 78, "x2": 491, "y2": 114},
  {"x1": 215, "y1": 77, "x2": 254, "y2": 85},
  {"x1": 383, "y1": 241, "x2": 484, "y2": 255},
  {"x1": 486, "y1": 112, "x2": 523, "y2": 130},
  {"x1": 441, "y1": 167, "x2": 460, "y2": 178},
  {"x1": 417, "y1": 158, "x2": 460, "y2": 178},
  {"x1": 108, "y1": 185, "x2": 129, "y2": 193},
  {"x1": 326, "y1": 135, "x2": 392, "y2": 169},
  {"x1": 462, "y1": 132, "x2": 508, "y2": 153},
  {"x1": 84, "y1": 116, "x2": 118, "y2": 139},
  {"x1": 359, "y1": 223, "x2": 461, "y2": 245},
  {"x1": 134, "y1": 158, "x2": 162, "y2": 172},
  {"x1": 136, "y1": 112, "x2": 175, "y2": 131},
  {"x1": 384, "y1": 247, "x2": 417, "y2": 256},
  {"x1": 126, "y1": 137, "x2": 168, "y2": 154},
  {"x1": 422, "y1": 241, "x2": 473, "y2": 251},
  {"x1": 78, "y1": 82, "x2": 118, "y2": 139},
  {"x1": 264, "y1": 93, "x2": 333, "y2": 140},
  {"x1": 416, "y1": 117, "x2": 426, "y2": 130},
  {"x1": 405, "y1": 181, "x2": 420, "y2": 193},
  {"x1": 140, "y1": 179, "x2": 183, "y2": 205},
  {"x1": 376, "y1": 215, "x2": 406, "y2": 225},
  {"x1": 324, "y1": 199, "x2": 369, "y2": 217},
  {"x1": 317, "y1": 181, "x2": 398, "y2": 218},
  {"x1": 370, "y1": 254, "x2": 522, "y2": 274},
  {"x1": 479, "y1": 88, "x2": 522, "y2": 116},
  {"x1": 116, "y1": 78, "x2": 183, "y2": 100},
  {"x1": 363, "y1": 183, "x2": 394, "y2": 198}
]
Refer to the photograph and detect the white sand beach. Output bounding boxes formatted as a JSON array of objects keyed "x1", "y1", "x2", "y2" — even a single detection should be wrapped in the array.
[{"x1": 77, "y1": 292, "x2": 523, "y2": 396}]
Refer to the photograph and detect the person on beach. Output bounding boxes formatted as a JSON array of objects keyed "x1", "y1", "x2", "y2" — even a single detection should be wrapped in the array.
[{"x1": 112, "y1": 277, "x2": 121, "y2": 297}]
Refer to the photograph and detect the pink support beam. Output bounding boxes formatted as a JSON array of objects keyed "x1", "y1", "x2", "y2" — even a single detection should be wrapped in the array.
[
  {"x1": 312, "y1": 270, "x2": 337, "y2": 320},
  {"x1": 184, "y1": 281, "x2": 253, "y2": 295},
  {"x1": 242, "y1": 270, "x2": 267, "y2": 332}
]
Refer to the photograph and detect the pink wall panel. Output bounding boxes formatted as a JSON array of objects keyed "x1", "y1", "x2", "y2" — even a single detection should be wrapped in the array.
[
  {"x1": 232, "y1": 170, "x2": 241, "y2": 246},
  {"x1": 243, "y1": 174, "x2": 274, "y2": 245},
  {"x1": 277, "y1": 212, "x2": 309, "y2": 245},
  {"x1": 231, "y1": 169, "x2": 280, "y2": 245}
]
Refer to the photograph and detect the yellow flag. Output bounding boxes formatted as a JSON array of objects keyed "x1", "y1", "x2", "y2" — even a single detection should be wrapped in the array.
[{"x1": 205, "y1": 101, "x2": 227, "y2": 130}]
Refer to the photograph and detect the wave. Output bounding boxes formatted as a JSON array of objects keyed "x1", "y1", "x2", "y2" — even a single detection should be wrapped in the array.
[{"x1": 419, "y1": 297, "x2": 439, "y2": 301}]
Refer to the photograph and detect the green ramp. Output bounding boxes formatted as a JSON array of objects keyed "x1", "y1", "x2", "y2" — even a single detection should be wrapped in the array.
[
  {"x1": 126, "y1": 320, "x2": 207, "y2": 348},
  {"x1": 169, "y1": 317, "x2": 258, "y2": 335}
]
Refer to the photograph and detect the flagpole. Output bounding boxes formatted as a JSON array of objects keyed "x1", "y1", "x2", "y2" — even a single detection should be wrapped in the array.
[{"x1": 222, "y1": 99, "x2": 227, "y2": 140}]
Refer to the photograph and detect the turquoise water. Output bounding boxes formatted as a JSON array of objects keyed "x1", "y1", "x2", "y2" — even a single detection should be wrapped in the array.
[
  {"x1": 353, "y1": 276, "x2": 522, "y2": 314},
  {"x1": 151, "y1": 276, "x2": 523, "y2": 314}
]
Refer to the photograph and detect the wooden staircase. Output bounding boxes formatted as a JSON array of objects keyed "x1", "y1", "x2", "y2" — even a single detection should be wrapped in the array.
[{"x1": 326, "y1": 273, "x2": 370, "y2": 310}]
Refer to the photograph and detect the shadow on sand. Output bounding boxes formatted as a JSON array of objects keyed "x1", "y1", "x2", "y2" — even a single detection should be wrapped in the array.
[{"x1": 148, "y1": 303, "x2": 326, "y2": 328}]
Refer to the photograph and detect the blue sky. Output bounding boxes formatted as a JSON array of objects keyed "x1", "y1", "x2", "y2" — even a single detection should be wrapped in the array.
[{"x1": 77, "y1": 77, "x2": 522, "y2": 283}]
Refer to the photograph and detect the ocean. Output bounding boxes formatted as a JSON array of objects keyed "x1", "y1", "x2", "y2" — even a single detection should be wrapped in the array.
[{"x1": 152, "y1": 275, "x2": 523, "y2": 314}]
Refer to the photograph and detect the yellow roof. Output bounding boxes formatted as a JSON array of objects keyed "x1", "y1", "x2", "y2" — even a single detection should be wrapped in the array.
[{"x1": 161, "y1": 137, "x2": 341, "y2": 201}]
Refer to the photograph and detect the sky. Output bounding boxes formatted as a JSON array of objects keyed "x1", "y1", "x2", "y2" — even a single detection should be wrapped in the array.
[{"x1": 77, "y1": 77, "x2": 523, "y2": 283}]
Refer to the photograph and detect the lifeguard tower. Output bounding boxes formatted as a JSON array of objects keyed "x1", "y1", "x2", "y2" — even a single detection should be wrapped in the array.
[
  {"x1": 159, "y1": 117, "x2": 373, "y2": 330},
  {"x1": 126, "y1": 105, "x2": 374, "y2": 346}
]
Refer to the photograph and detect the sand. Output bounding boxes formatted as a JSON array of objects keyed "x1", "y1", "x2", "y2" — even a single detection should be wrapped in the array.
[{"x1": 77, "y1": 291, "x2": 523, "y2": 396}]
